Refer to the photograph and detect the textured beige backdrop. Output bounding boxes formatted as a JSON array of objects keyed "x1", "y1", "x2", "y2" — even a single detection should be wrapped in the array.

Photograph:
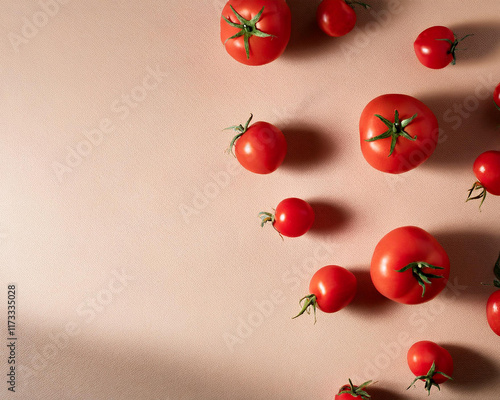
[{"x1": 1, "y1": 0, "x2": 500, "y2": 399}]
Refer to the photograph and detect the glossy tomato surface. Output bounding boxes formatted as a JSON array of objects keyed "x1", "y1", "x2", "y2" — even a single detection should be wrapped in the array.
[
  {"x1": 494, "y1": 83, "x2": 500, "y2": 109},
  {"x1": 359, "y1": 94, "x2": 439, "y2": 174},
  {"x1": 220, "y1": 0, "x2": 291, "y2": 66},
  {"x1": 487, "y1": 290, "x2": 500, "y2": 336},
  {"x1": 234, "y1": 121, "x2": 287, "y2": 174},
  {"x1": 309, "y1": 265, "x2": 357, "y2": 313},
  {"x1": 473, "y1": 150, "x2": 500, "y2": 195},
  {"x1": 407, "y1": 341, "x2": 453, "y2": 385},
  {"x1": 273, "y1": 198, "x2": 314, "y2": 237},
  {"x1": 317, "y1": 0, "x2": 356, "y2": 37},
  {"x1": 414, "y1": 26, "x2": 455, "y2": 69},
  {"x1": 370, "y1": 226, "x2": 450, "y2": 304}
]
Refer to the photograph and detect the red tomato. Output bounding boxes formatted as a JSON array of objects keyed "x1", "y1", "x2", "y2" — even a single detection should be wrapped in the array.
[
  {"x1": 359, "y1": 94, "x2": 439, "y2": 174},
  {"x1": 259, "y1": 198, "x2": 314, "y2": 238},
  {"x1": 407, "y1": 341, "x2": 453, "y2": 395},
  {"x1": 414, "y1": 26, "x2": 473, "y2": 69},
  {"x1": 317, "y1": 0, "x2": 370, "y2": 37},
  {"x1": 467, "y1": 150, "x2": 500, "y2": 207},
  {"x1": 370, "y1": 226, "x2": 450, "y2": 304},
  {"x1": 226, "y1": 114, "x2": 287, "y2": 174},
  {"x1": 220, "y1": 0, "x2": 291, "y2": 66},
  {"x1": 494, "y1": 83, "x2": 500, "y2": 110},
  {"x1": 486, "y1": 253, "x2": 500, "y2": 336},
  {"x1": 293, "y1": 265, "x2": 357, "y2": 322},
  {"x1": 335, "y1": 379, "x2": 372, "y2": 400}
]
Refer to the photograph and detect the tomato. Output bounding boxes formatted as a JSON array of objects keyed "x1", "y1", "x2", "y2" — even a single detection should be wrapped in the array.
[
  {"x1": 259, "y1": 198, "x2": 314, "y2": 238},
  {"x1": 293, "y1": 265, "x2": 357, "y2": 322},
  {"x1": 335, "y1": 379, "x2": 372, "y2": 400},
  {"x1": 317, "y1": 0, "x2": 370, "y2": 37},
  {"x1": 414, "y1": 26, "x2": 473, "y2": 69},
  {"x1": 359, "y1": 94, "x2": 439, "y2": 174},
  {"x1": 370, "y1": 226, "x2": 450, "y2": 305},
  {"x1": 486, "y1": 253, "x2": 500, "y2": 336},
  {"x1": 225, "y1": 114, "x2": 287, "y2": 174},
  {"x1": 494, "y1": 83, "x2": 500, "y2": 110},
  {"x1": 220, "y1": 0, "x2": 291, "y2": 66},
  {"x1": 466, "y1": 150, "x2": 500, "y2": 208},
  {"x1": 407, "y1": 341, "x2": 453, "y2": 395}
]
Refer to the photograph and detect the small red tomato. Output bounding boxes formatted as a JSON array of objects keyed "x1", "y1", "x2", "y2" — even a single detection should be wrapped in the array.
[
  {"x1": 407, "y1": 341, "x2": 453, "y2": 395},
  {"x1": 220, "y1": 0, "x2": 291, "y2": 66},
  {"x1": 316, "y1": 0, "x2": 370, "y2": 37},
  {"x1": 293, "y1": 265, "x2": 357, "y2": 322},
  {"x1": 259, "y1": 198, "x2": 314, "y2": 238},
  {"x1": 370, "y1": 226, "x2": 450, "y2": 305},
  {"x1": 494, "y1": 83, "x2": 500, "y2": 110},
  {"x1": 486, "y1": 253, "x2": 500, "y2": 336},
  {"x1": 335, "y1": 379, "x2": 372, "y2": 400},
  {"x1": 414, "y1": 26, "x2": 473, "y2": 69},
  {"x1": 225, "y1": 114, "x2": 287, "y2": 174},
  {"x1": 359, "y1": 94, "x2": 439, "y2": 174},
  {"x1": 466, "y1": 150, "x2": 500, "y2": 207}
]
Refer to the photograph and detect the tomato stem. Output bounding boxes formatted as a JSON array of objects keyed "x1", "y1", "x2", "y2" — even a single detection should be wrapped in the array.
[
  {"x1": 395, "y1": 261, "x2": 445, "y2": 297},
  {"x1": 337, "y1": 379, "x2": 373, "y2": 399},
  {"x1": 407, "y1": 361, "x2": 453, "y2": 395},
  {"x1": 222, "y1": 6, "x2": 276, "y2": 60},
  {"x1": 258, "y1": 211, "x2": 275, "y2": 227},
  {"x1": 466, "y1": 181, "x2": 486, "y2": 210},
  {"x1": 345, "y1": 0, "x2": 371, "y2": 10},
  {"x1": 364, "y1": 109, "x2": 418, "y2": 157},
  {"x1": 435, "y1": 33, "x2": 473, "y2": 65},
  {"x1": 224, "y1": 114, "x2": 253, "y2": 156},
  {"x1": 292, "y1": 294, "x2": 317, "y2": 323}
]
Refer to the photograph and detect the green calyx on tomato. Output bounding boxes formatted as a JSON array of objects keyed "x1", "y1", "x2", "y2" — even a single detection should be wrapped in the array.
[
  {"x1": 466, "y1": 181, "x2": 486, "y2": 209},
  {"x1": 407, "y1": 361, "x2": 453, "y2": 395},
  {"x1": 292, "y1": 294, "x2": 318, "y2": 323},
  {"x1": 395, "y1": 262, "x2": 445, "y2": 297},
  {"x1": 483, "y1": 252, "x2": 500, "y2": 288},
  {"x1": 345, "y1": 1, "x2": 371, "y2": 10},
  {"x1": 435, "y1": 33, "x2": 473, "y2": 65},
  {"x1": 223, "y1": 6, "x2": 275, "y2": 60},
  {"x1": 338, "y1": 379, "x2": 372, "y2": 399},
  {"x1": 258, "y1": 211, "x2": 275, "y2": 227},
  {"x1": 224, "y1": 113, "x2": 253, "y2": 156},
  {"x1": 364, "y1": 109, "x2": 418, "y2": 156}
]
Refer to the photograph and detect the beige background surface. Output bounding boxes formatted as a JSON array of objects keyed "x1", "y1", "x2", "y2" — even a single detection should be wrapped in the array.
[{"x1": 1, "y1": 0, "x2": 500, "y2": 399}]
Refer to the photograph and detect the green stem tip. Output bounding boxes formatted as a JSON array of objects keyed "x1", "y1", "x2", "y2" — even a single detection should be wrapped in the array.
[
  {"x1": 395, "y1": 261, "x2": 445, "y2": 297},
  {"x1": 407, "y1": 361, "x2": 453, "y2": 395},
  {"x1": 292, "y1": 294, "x2": 317, "y2": 323}
]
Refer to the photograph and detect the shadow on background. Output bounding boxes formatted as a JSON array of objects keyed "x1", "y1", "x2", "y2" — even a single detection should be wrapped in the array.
[
  {"x1": 308, "y1": 199, "x2": 351, "y2": 234},
  {"x1": 450, "y1": 22, "x2": 500, "y2": 63},
  {"x1": 368, "y1": 386, "x2": 411, "y2": 400}
]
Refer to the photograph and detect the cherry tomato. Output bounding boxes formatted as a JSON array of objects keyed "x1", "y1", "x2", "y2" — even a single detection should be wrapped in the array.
[
  {"x1": 486, "y1": 253, "x2": 500, "y2": 336},
  {"x1": 225, "y1": 114, "x2": 287, "y2": 174},
  {"x1": 359, "y1": 94, "x2": 439, "y2": 174},
  {"x1": 494, "y1": 83, "x2": 500, "y2": 110},
  {"x1": 317, "y1": 0, "x2": 370, "y2": 37},
  {"x1": 466, "y1": 150, "x2": 500, "y2": 207},
  {"x1": 293, "y1": 265, "x2": 357, "y2": 322},
  {"x1": 335, "y1": 379, "x2": 372, "y2": 400},
  {"x1": 414, "y1": 26, "x2": 473, "y2": 69},
  {"x1": 220, "y1": 0, "x2": 291, "y2": 66},
  {"x1": 259, "y1": 198, "x2": 314, "y2": 238},
  {"x1": 370, "y1": 226, "x2": 450, "y2": 305},
  {"x1": 407, "y1": 341, "x2": 453, "y2": 395}
]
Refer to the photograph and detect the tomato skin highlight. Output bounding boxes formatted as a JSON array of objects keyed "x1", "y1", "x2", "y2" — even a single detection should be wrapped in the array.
[
  {"x1": 271, "y1": 198, "x2": 314, "y2": 238},
  {"x1": 317, "y1": 0, "x2": 357, "y2": 37},
  {"x1": 359, "y1": 94, "x2": 439, "y2": 174},
  {"x1": 220, "y1": 0, "x2": 291, "y2": 66},
  {"x1": 473, "y1": 151, "x2": 500, "y2": 196},
  {"x1": 234, "y1": 121, "x2": 287, "y2": 174},
  {"x1": 407, "y1": 341, "x2": 453, "y2": 386},
  {"x1": 309, "y1": 265, "x2": 357, "y2": 313},
  {"x1": 414, "y1": 26, "x2": 455, "y2": 69},
  {"x1": 487, "y1": 290, "x2": 500, "y2": 336},
  {"x1": 370, "y1": 226, "x2": 450, "y2": 305}
]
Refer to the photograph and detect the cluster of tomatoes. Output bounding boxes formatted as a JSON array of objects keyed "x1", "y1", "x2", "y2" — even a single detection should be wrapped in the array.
[{"x1": 220, "y1": 0, "x2": 500, "y2": 397}]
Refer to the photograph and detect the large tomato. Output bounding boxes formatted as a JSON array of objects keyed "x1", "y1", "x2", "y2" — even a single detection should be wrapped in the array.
[
  {"x1": 317, "y1": 0, "x2": 370, "y2": 38},
  {"x1": 335, "y1": 379, "x2": 372, "y2": 400},
  {"x1": 259, "y1": 198, "x2": 315, "y2": 238},
  {"x1": 370, "y1": 226, "x2": 450, "y2": 304},
  {"x1": 407, "y1": 341, "x2": 453, "y2": 395},
  {"x1": 414, "y1": 26, "x2": 473, "y2": 69},
  {"x1": 293, "y1": 265, "x2": 357, "y2": 322},
  {"x1": 486, "y1": 253, "x2": 500, "y2": 336},
  {"x1": 359, "y1": 94, "x2": 439, "y2": 174},
  {"x1": 225, "y1": 114, "x2": 287, "y2": 174},
  {"x1": 220, "y1": 0, "x2": 291, "y2": 66},
  {"x1": 467, "y1": 150, "x2": 500, "y2": 207}
]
